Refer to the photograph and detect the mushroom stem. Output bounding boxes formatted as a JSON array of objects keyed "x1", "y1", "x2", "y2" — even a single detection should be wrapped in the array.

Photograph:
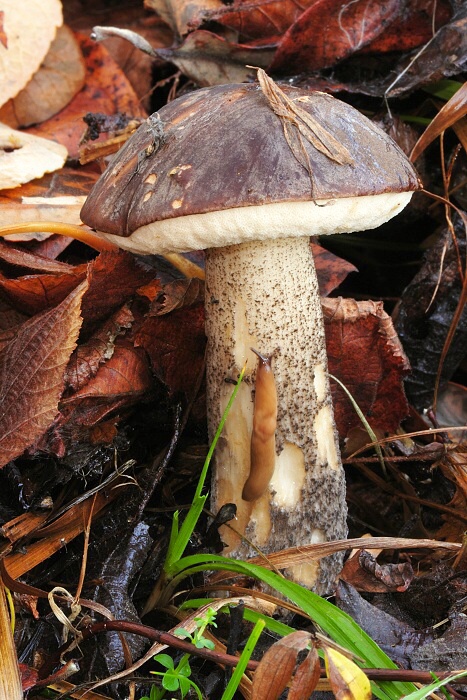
[{"x1": 205, "y1": 236, "x2": 347, "y2": 593}]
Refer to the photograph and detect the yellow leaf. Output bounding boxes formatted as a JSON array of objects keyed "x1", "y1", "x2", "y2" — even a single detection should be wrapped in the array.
[{"x1": 324, "y1": 647, "x2": 371, "y2": 700}]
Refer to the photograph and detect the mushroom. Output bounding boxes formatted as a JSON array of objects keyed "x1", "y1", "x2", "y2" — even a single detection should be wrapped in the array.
[{"x1": 81, "y1": 72, "x2": 421, "y2": 593}]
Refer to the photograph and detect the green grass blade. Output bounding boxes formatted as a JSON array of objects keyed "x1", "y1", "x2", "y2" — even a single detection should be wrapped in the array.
[
  {"x1": 221, "y1": 619, "x2": 265, "y2": 700},
  {"x1": 168, "y1": 555, "x2": 416, "y2": 699}
]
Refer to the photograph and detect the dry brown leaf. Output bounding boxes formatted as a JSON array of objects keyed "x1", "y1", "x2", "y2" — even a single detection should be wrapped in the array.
[
  {"x1": 29, "y1": 34, "x2": 147, "y2": 159},
  {"x1": 145, "y1": 0, "x2": 223, "y2": 36},
  {"x1": 323, "y1": 297, "x2": 410, "y2": 438},
  {"x1": 0, "y1": 0, "x2": 62, "y2": 107},
  {"x1": 0, "y1": 26, "x2": 85, "y2": 128},
  {"x1": 158, "y1": 29, "x2": 272, "y2": 86},
  {"x1": 0, "y1": 123, "x2": 67, "y2": 190},
  {"x1": 0, "y1": 280, "x2": 87, "y2": 468},
  {"x1": 0, "y1": 166, "x2": 98, "y2": 229},
  {"x1": 252, "y1": 631, "x2": 314, "y2": 700}
]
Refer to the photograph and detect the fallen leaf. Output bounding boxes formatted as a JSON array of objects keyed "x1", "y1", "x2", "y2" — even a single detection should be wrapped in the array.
[
  {"x1": 361, "y1": 0, "x2": 452, "y2": 54},
  {"x1": 0, "y1": 280, "x2": 87, "y2": 468},
  {"x1": 336, "y1": 580, "x2": 433, "y2": 667},
  {"x1": 0, "y1": 26, "x2": 85, "y2": 128},
  {"x1": 0, "y1": 123, "x2": 67, "y2": 190},
  {"x1": 323, "y1": 297, "x2": 410, "y2": 438},
  {"x1": 62, "y1": 342, "x2": 153, "y2": 405},
  {"x1": 0, "y1": 0, "x2": 62, "y2": 107},
  {"x1": 384, "y1": 3, "x2": 467, "y2": 97},
  {"x1": 0, "y1": 267, "x2": 87, "y2": 316},
  {"x1": 313, "y1": 242, "x2": 358, "y2": 296},
  {"x1": 287, "y1": 645, "x2": 321, "y2": 700},
  {"x1": 28, "y1": 34, "x2": 147, "y2": 159},
  {"x1": 157, "y1": 29, "x2": 273, "y2": 86},
  {"x1": 0, "y1": 239, "x2": 78, "y2": 274},
  {"x1": 136, "y1": 278, "x2": 206, "y2": 398},
  {"x1": 270, "y1": 0, "x2": 401, "y2": 73},
  {"x1": 0, "y1": 166, "x2": 98, "y2": 229},
  {"x1": 145, "y1": 0, "x2": 223, "y2": 36},
  {"x1": 393, "y1": 215, "x2": 467, "y2": 413},
  {"x1": 324, "y1": 646, "x2": 371, "y2": 700},
  {"x1": 81, "y1": 251, "x2": 154, "y2": 329},
  {"x1": 207, "y1": 0, "x2": 317, "y2": 40},
  {"x1": 65, "y1": 305, "x2": 135, "y2": 392},
  {"x1": 251, "y1": 630, "x2": 315, "y2": 700},
  {"x1": 340, "y1": 549, "x2": 414, "y2": 593}
]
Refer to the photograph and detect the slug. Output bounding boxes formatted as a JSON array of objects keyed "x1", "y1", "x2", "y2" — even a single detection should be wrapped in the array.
[{"x1": 242, "y1": 348, "x2": 277, "y2": 502}]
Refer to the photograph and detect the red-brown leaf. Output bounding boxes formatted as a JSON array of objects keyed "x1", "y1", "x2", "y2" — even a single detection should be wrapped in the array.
[
  {"x1": 0, "y1": 268, "x2": 87, "y2": 316},
  {"x1": 208, "y1": 0, "x2": 317, "y2": 40},
  {"x1": 0, "y1": 280, "x2": 88, "y2": 468},
  {"x1": 0, "y1": 240, "x2": 76, "y2": 274},
  {"x1": 340, "y1": 550, "x2": 414, "y2": 593},
  {"x1": 312, "y1": 243, "x2": 357, "y2": 297},
  {"x1": 288, "y1": 645, "x2": 321, "y2": 700},
  {"x1": 65, "y1": 304, "x2": 135, "y2": 392},
  {"x1": 270, "y1": 0, "x2": 401, "y2": 73},
  {"x1": 136, "y1": 279, "x2": 206, "y2": 398},
  {"x1": 62, "y1": 342, "x2": 152, "y2": 404},
  {"x1": 362, "y1": 0, "x2": 452, "y2": 54},
  {"x1": 323, "y1": 298, "x2": 410, "y2": 438},
  {"x1": 252, "y1": 630, "x2": 314, "y2": 700},
  {"x1": 81, "y1": 251, "x2": 154, "y2": 328},
  {"x1": 28, "y1": 34, "x2": 147, "y2": 159}
]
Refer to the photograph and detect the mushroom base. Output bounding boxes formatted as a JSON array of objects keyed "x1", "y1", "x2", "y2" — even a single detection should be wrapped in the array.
[{"x1": 205, "y1": 236, "x2": 347, "y2": 595}]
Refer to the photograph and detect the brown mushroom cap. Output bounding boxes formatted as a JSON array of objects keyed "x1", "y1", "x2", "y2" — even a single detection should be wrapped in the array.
[{"x1": 80, "y1": 82, "x2": 421, "y2": 254}]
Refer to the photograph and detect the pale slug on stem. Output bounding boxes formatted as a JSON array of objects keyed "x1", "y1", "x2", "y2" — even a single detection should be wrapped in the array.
[{"x1": 242, "y1": 348, "x2": 277, "y2": 502}]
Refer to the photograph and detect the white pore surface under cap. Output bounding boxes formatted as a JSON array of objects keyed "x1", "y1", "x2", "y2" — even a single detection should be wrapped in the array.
[{"x1": 98, "y1": 191, "x2": 413, "y2": 255}]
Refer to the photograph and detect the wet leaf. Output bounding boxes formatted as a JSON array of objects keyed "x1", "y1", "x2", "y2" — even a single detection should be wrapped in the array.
[
  {"x1": 361, "y1": 0, "x2": 452, "y2": 54},
  {"x1": 323, "y1": 298, "x2": 410, "y2": 439},
  {"x1": 393, "y1": 215, "x2": 467, "y2": 413},
  {"x1": 65, "y1": 305, "x2": 134, "y2": 392},
  {"x1": 313, "y1": 243, "x2": 357, "y2": 297},
  {"x1": 324, "y1": 646, "x2": 371, "y2": 700},
  {"x1": 136, "y1": 281, "x2": 206, "y2": 398},
  {"x1": 62, "y1": 341, "x2": 153, "y2": 406},
  {"x1": 158, "y1": 30, "x2": 272, "y2": 86},
  {"x1": 0, "y1": 25, "x2": 85, "y2": 128},
  {"x1": 0, "y1": 267, "x2": 87, "y2": 316},
  {"x1": 0, "y1": 240, "x2": 78, "y2": 274},
  {"x1": 384, "y1": 4, "x2": 467, "y2": 97},
  {"x1": 288, "y1": 644, "x2": 321, "y2": 700},
  {"x1": 81, "y1": 251, "x2": 154, "y2": 329},
  {"x1": 0, "y1": 280, "x2": 87, "y2": 468},
  {"x1": 207, "y1": 0, "x2": 317, "y2": 40},
  {"x1": 150, "y1": 277, "x2": 204, "y2": 314},
  {"x1": 270, "y1": 0, "x2": 401, "y2": 74},
  {"x1": 0, "y1": 0, "x2": 62, "y2": 107},
  {"x1": 340, "y1": 549, "x2": 414, "y2": 593},
  {"x1": 145, "y1": 0, "x2": 223, "y2": 36},
  {"x1": 411, "y1": 81, "x2": 467, "y2": 162},
  {"x1": 336, "y1": 580, "x2": 434, "y2": 668},
  {"x1": 251, "y1": 630, "x2": 314, "y2": 700},
  {"x1": 28, "y1": 34, "x2": 147, "y2": 159}
]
